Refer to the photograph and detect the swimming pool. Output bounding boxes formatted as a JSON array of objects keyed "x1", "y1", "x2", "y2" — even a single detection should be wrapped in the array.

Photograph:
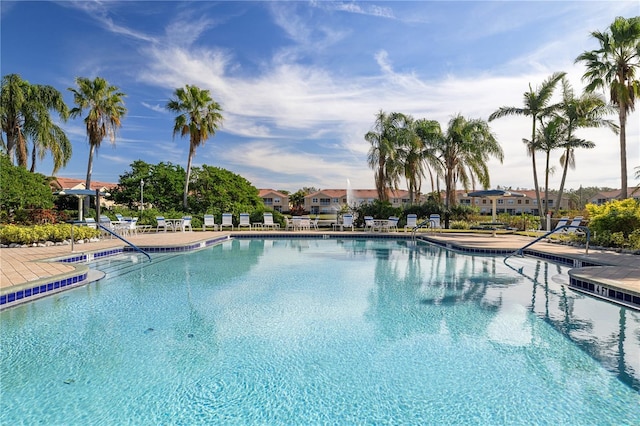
[{"x1": 1, "y1": 238, "x2": 638, "y2": 424}]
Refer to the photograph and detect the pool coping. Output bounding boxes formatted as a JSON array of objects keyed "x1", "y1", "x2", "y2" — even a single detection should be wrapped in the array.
[{"x1": 1, "y1": 232, "x2": 638, "y2": 311}]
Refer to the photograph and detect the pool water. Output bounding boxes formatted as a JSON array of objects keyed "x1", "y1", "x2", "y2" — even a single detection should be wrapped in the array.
[{"x1": 1, "y1": 239, "x2": 639, "y2": 424}]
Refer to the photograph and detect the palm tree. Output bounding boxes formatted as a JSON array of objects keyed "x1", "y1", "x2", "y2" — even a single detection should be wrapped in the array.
[
  {"x1": 553, "y1": 79, "x2": 617, "y2": 213},
  {"x1": 365, "y1": 111, "x2": 405, "y2": 202},
  {"x1": 489, "y1": 72, "x2": 565, "y2": 224},
  {"x1": 412, "y1": 118, "x2": 444, "y2": 197},
  {"x1": 576, "y1": 16, "x2": 640, "y2": 199},
  {"x1": 437, "y1": 114, "x2": 504, "y2": 208},
  {"x1": 529, "y1": 116, "x2": 565, "y2": 216},
  {"x1": 69, "y1": 76, "x2": 126, "y2": 211},
  {"x1": 166, "y1": 84, "x2": 223, "y2": 209},
  {"x1": 1, "y1": 73, "x2": 70, "y2": 172}
]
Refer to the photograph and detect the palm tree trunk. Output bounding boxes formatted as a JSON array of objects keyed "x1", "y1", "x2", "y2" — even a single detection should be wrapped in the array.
[
  {"x1": 183, "y1": 143, "x2": 195, "y2": 209},
  {"x1": 30, "y1": 143, "x2": 36, "y2": 173},
  {"x1": 531, "y1": 150, "x2": 544, "y2": 227},
  {"x1": 619, "y1": 107, "x2": 627, "y2": 199},
  {"x1": 84, "y1": 144, "x2": 95, "y2": 215},
  {"x1": 554, "y1": 148, "x2": 571, "y2": 215},
  {"x1": 544, "y1": 150, "x2": 551, "y2": 219}
]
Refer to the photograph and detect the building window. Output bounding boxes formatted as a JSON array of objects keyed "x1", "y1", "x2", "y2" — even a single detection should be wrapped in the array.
[
  {"x1": 312, "y1": 198, "x2": 318, "y2": 203},
  {"x1": 320, "y1": 198, "x2": 330, "y2": 206},
  {"x1": 517, "y1": 199, "x2": 522, "y2": 204},
  {"x1": 274, "y1": 198, "x2": 280, "y2": 203},
  {"x1": 264, "y1": 198, "x2": 273, "y2": 205},
  {"x1": 497, "y1": 199, "x2": 504, "y2": 204},
  {"x1": 507, "y1": 199, "x2": 514, "y2": 204}
]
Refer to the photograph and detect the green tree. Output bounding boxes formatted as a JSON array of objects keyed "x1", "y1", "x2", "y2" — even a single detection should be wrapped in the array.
[
  {"x1": 576, "y1": 16, "x2": 640, "y2": 199},
  {"x1": 436, "y1": 114, "x2": 504, "y2": 208},
  {"x1": 528, "y1": 116, "x2": 565, "y2": 216},
  {"x1": 366, "y1": 111, "x2": 405, "y2": 202},
  {"x1": 1, "y1": 74, "x2": 70, "y2": 173},
  {"x1": 188, "y1": 165, "x2": 262, "y2": 215},
  {"x1": 553, "y1": 79, "x2": 616, "y2": 213},
  {"x1": 68, "y1": 76, "x2": 127, "y2": 211},
  {"x1": 489, "y1": 71, "x2": 565, "y2": 223},
  {"x1": 0, "y1": 154, "x2": 54, "y2": 220},
  {"x1": 412, "y1": 118, "x2": 443, "y2": 196},
  {"x1": 166, "y1": 85, "x2": 223, "y2": 210},
  {"x1": 112, "y1": 161, "x2": 185, "y2": 212}
]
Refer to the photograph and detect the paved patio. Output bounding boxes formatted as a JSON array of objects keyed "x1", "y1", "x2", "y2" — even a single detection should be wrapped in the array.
[{"x1": 1, "y1": 230, "x2": 638, "y2": 295}]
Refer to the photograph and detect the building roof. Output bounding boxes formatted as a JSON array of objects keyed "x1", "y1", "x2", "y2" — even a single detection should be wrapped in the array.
[
  {"x1": 51, "y1": 177, "x2": 117, "y2": 191},
  {"x1": 258, "y1": 189, "x2": 288, "y2": 198}
]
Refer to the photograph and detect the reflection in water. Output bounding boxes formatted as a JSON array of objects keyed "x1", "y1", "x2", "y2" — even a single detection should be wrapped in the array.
[{"x1": 357, "y1": 240, "x2": 639, "y2": 392}]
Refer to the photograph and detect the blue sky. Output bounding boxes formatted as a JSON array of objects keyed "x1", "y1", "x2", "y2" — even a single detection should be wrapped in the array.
[{"x1": 2, "y1": 1, "x2": 638, "y2": 193}]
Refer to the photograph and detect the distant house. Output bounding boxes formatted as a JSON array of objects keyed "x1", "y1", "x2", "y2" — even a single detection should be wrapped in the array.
[
  {"x1": 304, "y1": 189, "x2": 419, "y2": 214},
  {"x1": 589, "y1": 187, "x2": 640, "y2": 205},
  {"x1": 455, "y1": 189, "x2": 570, "y2": 215},
  {"x1": 258, "y1": 189, "x2": 289, "y2": 213},
  {"x1": 51, "y1": 177, "x2": 117, "y2": 209}
]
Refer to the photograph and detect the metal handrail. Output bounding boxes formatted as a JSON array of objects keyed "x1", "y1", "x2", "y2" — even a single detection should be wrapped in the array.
[
  {"x1": 411, "y1": 219, "x2": 437, "y2": 239},
  {"x1": 504, "y1": 225, "x2": 590, "y2": 262},
  {"x1": 98, "y1": 224, "x2": 152, "y2": 261}
]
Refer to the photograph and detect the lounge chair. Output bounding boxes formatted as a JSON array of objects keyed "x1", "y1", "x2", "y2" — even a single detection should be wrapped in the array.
[
  {"x1": 220, "y1": 213, "x2": 233, "y2": 230},
  {"x1": 180, "y1": 216, "x2": 193, "y2": 232},
  {"x1": 203, "y1": 214, "x2": 218, "y2": 231},
  {"x1": 84, "y1": 217, "x2": 97, "y2": 229},
  {"x1": 300, "y1": 216, "x2": 311, "y2": 231},
  {"x1": 341, "y1": 214, "x2": 354, "y2": 231},
  {"x1": 263, "y1": 212, "x2": 280, "y2": 230},
  {"x1": 562, "y1": 216, "x2": 585, "y2": 235},
  {"x1": 404, "y1": 214, "x2": 417, "y2": 232},
  {"x1": 429, "y1": 214, "x2": 441, "y2": 232},
  {"x1": 238, "y1": 213, "x2": 251, "y2": 230},
  {"x1": 285, "y1": 217, "x2": 295, "y2": 231},
  {"x1": 553, "y1": 217, "x2": 570, "y2": 231}
]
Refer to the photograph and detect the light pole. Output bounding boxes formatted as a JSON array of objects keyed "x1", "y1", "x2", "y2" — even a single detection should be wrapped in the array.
[{"x1": 140, "y1": 179, "x2": 144, "y2": 211}]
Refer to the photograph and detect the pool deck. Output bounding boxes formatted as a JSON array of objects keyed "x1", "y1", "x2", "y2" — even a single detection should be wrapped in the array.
[{"x1": 1, "y1": 229, "x2": 638, "y2": 299}]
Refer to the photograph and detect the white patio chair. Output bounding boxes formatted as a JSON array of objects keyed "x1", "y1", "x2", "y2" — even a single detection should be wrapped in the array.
[
  {"x1": 155, "y1": 216, "x2": 172, "y2": 232},
  {"x1": 238, "y1": 213, "x2": 251, "y2": 230},
  {"x1": 292, "y1": 216, "x2": 302, "y2": 231},
  {"x1": 300, "y1": 216, "x2": 311, "y2": 230},
  {"x1": 220, "y1": 213, "x2": 234, "y2": 230},
  {"x1": 203, "y1": 214, "x2": 218, "y2": 231},
  {"x1": 429, "y1": 214, "x2": 442, "y2": 232},
  {"x1": 404, "y1": 214, "x2": 417, "y2": 232},
  {"x1": 180, "y1": 216, "x2": 193, "y2": 232},
  {"x1": 385, "y1": 216, "x2": 399, "y2": 232},
  {"x1": 310, "y1": 216, "x2": 319, "y2": 230},
  {"x1": 341, "y1": 214, "x2": 354, "y2": 231},
  {"x1": 364, "y1": 216, "x2": 375, "y2": 232},
  {"x1": 263, "y1": 212, "x2": 280, "y2": 230},
  {"x1": 285, "y1": 217, "x2": 295, "y2": 231}
]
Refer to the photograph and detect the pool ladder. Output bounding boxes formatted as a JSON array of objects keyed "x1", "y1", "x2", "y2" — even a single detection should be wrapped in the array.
[
  {"x1": 410, "y1": 219, "x2": 438, "y2": 239},
  {"x1": 504, "y1": 225, "x2": 591, "y2": 262},
  {"x1": 98, "y1": 224, "x2": 152, "y2": 261}
]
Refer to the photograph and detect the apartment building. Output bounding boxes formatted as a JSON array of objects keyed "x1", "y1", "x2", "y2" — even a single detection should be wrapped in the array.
[
  {"x1": 304, "y1": 189, "x2": 419, "y2": 214},
  {"x1": 456, "y1": 190, "x2": 570, "y2": 215},
  {"x1": 589, "y1": 187, "x2": 640, "y2": 205},
  {"x1": 258, "y1": 189, "x2": 290, "y2": 213}
]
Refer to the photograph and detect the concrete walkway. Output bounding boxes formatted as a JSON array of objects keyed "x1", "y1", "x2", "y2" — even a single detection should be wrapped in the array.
[{"x1": 1, "y1": 230, "x2": 638, "y2": 294}]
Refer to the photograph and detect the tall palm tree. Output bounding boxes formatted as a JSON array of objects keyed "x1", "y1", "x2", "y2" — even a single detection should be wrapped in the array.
[
  {"x1": 412, "y1": 118, "x2": 444, "y2": 196},
  {"x1": 69, "y1": 77, "x2": 127, "y2": 211},
  {"x1": 529, "y1": 116, "x2": 566, "y2": 216},
  {"x1": 366, "y1": 111, "x2": 405, "y2": 202},
  {"x1": 1, "y1": 73, "x2": 70, "y2": 172},
  {"x1": 553, "y1": 79, "x2": 617, "y2": 213},
  {"x1": 167, "y1": 84, "x2": 223, "y2": 209},
  {"x1": 437, "y1": 114, "x2": 504, "y2": 208},
  {"x1": 489, "y1": 72, "x2": 565, "y2": 224},
  {"x1": 576, "y1": 16, "x2": 640, "y2": 199}
]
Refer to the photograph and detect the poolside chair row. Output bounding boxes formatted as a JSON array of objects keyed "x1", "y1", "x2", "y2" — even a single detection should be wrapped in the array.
[{"x1": 202, "y1": 212, "x2": 283, "y2": 231}]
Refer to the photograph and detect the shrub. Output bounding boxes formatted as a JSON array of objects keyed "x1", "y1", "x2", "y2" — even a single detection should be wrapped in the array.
[
  {"x1": 586, "y1": 199, "x2": 640, "y2": 237},
  {"x1": 0, "y1": 224, "x2": 100, "y2": 245},
  {"x1": 449, "y1": 220, "x2": 470, "y2": 230}
]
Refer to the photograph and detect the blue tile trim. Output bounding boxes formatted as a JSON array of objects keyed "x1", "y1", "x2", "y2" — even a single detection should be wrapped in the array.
[
  {"x1": 570, "y1": 277, "x2": 640, "y2": 311},
  {"x1": 0, "y1": 272, "x2": 88, "y2": 308}
]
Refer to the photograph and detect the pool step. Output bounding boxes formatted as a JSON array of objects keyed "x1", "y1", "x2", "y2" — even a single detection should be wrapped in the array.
[{"x1": 88, "y1": 253, "x2": 178, "y2": 279}]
